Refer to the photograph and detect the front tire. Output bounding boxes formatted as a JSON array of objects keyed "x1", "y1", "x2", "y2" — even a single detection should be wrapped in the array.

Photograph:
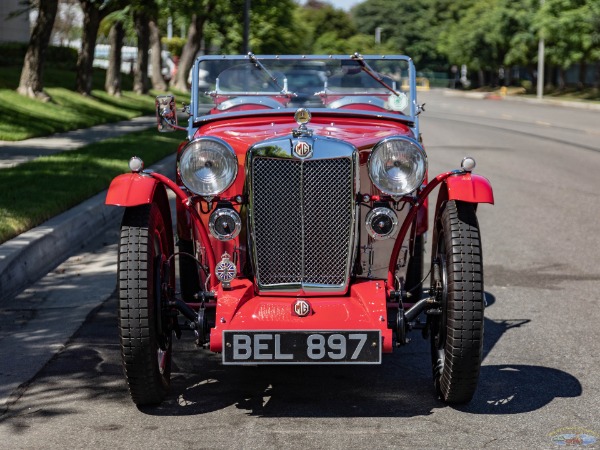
[
  {"x1": 118, "y1": 203, "x2": 174, "y2": 406},
  {"x1": 430, "y1": 200, "x2": 484, "y2": 404}
]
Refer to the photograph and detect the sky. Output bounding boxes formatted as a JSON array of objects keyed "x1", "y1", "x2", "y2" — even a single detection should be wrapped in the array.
[
  {"x1": 326, "y1": 0, "x2": 363, "y2": 10},
  {"x1": 299, "y1": 0, "x2": 364, "y2": 11}
]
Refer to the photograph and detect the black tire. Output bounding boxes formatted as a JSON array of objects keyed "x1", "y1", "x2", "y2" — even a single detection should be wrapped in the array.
[
  {"x1": 430, "y1": 200, "x2": 484, "y2": 404},
  {"x1": 118, "y1": 203, "x2": 174, "y2": 406},
  {"x1": 178, "y1": 238, "x2": 201, "y2": 301}
]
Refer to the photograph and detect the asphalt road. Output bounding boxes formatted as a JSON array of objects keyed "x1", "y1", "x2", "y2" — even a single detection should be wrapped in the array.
[{"x1": 1, "y1": 90, "x2": 599, "y2": 449}]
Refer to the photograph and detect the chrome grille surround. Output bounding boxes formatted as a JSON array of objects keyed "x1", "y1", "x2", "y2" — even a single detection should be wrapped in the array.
[{"x1": 247, "y1": 136, "x2": 358, "y2": 295}]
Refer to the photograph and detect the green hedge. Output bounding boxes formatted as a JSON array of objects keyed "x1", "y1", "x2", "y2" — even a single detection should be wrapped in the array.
[{"x1": 0, "y1": 42, "x2": 78, "y2": 69}]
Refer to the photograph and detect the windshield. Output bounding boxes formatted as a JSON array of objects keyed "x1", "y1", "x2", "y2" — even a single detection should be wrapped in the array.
[{"x1": 191, "y1": 54, "x2": 416, "y2": 119}]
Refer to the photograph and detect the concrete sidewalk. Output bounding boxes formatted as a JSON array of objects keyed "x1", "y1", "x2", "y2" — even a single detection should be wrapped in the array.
[
  {"x1": 0, "y1": 114, "x2": 173, "y2": 410},
  {"x1": 0, "y1": 115, "x2": 156, "y2": 301},
  {"x1": 442, "y1": 88, "x2": 600, "y2": 111},
  {"x1": 0, "y1": 154, "x2": 176, "y2": 412}
]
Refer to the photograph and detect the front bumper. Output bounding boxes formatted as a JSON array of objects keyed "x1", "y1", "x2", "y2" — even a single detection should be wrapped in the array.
[{"x1": 209, "y1": 278, "x2": 393, "y2": 354}]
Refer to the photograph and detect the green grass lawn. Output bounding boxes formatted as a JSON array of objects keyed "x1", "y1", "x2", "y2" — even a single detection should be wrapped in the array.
[
  {"x1": 0, "y1": 65, "x2": 188, "y2": 141},
  {"x1": 0, "y1": 128, "x2": 184, "y2": 244},
  {"x1": 0, "y1": 62, "x2": 190, "y2": 243}
]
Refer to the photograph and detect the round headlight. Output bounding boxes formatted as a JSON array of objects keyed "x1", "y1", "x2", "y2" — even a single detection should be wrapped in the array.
[
  {"x1": 368, "y1": 137, "x2": 427, "y2": 196},
  {"x1": 179, "y1": 138, "x2": 238, "y2": 196}
]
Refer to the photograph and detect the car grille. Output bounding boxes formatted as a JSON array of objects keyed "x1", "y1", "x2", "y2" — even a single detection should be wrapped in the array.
[{"x1": 251, "y1": 157, "x2": 354, "y2": 292}]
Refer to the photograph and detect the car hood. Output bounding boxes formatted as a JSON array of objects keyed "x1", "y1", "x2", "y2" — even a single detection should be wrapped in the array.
[{"x1": 193, "y1": 115, "x2": 414, "y2": 154}]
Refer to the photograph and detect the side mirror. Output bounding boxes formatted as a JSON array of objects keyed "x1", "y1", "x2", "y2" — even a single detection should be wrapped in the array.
[{"x1": 155, "y1": 95, "x2": 177, "y2": 132}]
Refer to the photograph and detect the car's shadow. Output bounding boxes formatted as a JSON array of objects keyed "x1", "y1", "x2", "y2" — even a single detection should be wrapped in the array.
[
  {"x1": 144, "y1": 291, "x2": 581, "y2": 417},
  {"x1": 0, "y1": 291, "x2": 581, "y2": 423}
]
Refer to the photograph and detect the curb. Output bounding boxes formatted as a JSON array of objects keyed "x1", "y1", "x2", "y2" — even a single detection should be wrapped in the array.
[
  {"x1": 0, "y1": 153, "x2": 177, "y2": 302},
  {"x1": 0, "y1": 191, "x2": 122, "y2": 302}
]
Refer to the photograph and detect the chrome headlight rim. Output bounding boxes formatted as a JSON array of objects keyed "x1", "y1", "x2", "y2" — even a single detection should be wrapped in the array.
[
  {"x1": 367, "y1": 136, "x2": 427, "y2": 197},
  {"x1": 179, "y1": 137, "x2": 238, "y2": 197}
]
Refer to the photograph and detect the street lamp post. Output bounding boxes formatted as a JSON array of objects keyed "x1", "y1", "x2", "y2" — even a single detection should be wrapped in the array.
[{"x1": 537, "y1": 0, "x2": 545, "y2": 99}]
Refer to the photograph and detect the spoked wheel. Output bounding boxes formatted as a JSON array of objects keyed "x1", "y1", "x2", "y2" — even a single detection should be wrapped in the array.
[
  {"x1": 118, "y1": 203, "x2": 175, "y2": 406},
  {"x1": 430, "y1": 200, "x2": 484, "y2": 404}
]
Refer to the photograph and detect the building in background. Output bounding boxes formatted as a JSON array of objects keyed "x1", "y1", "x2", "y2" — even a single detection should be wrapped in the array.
[{"x1": 0, "y1": 0, "x2": 30, "y2": 42}]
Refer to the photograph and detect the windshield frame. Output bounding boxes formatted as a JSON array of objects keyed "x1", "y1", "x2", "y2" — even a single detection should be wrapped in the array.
[{"x1": 189, "y1": 54, "x2": 419, "y2": 135}]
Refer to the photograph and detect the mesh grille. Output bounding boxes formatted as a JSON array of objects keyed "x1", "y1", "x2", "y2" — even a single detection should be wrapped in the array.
[
  {"x1": 253, "y1": 159, "x2": 303, "y2": 285},
  {"x1": 302, "y1": 159, "x2": 353, "y2": 284},
  {"x1": 252, "y1": 157, "x2": 353, "y2": 289}
]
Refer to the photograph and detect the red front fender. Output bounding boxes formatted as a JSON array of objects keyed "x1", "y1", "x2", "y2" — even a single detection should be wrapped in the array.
[
  {"x1": 445, "y1": 173, "x2": 494, "y2": 204},
  {"x1": 387, "y1": 170, "x2": 493, "y2": 290},
  {"x1": 105, "y1": 173, "x2": 160, "y2": 206}
]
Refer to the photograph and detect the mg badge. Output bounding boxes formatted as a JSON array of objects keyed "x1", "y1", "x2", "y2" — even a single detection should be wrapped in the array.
[
  {"x1": 294, "y1": 141, "x2": 312, "y2": 158},
  {"x1": 292, "y1": 299, "x2": 311, "y2": 317},
  {"x1": 215, "y1": 252, "x2": 237, "y2": 290}
]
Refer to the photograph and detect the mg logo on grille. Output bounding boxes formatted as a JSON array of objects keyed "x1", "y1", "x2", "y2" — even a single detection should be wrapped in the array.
[
  {"x1": 294, "y1": 141, "x2": 312, "y2": 158},
  {"x1": 292, "y1": 299, "x2": 311, "y2": 317}
]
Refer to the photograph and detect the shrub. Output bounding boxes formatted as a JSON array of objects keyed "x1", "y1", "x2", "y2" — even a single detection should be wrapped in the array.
[
  {"x1": 161, "y1": 37, "x2": 186, "y2": 58},
  {"x1": 521, "y1": 80, "x2": 533, "y2": 92}
]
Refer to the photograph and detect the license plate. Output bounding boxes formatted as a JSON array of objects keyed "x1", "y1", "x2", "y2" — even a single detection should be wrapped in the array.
[{"x1": 222, "y1": 330, "x2": 381, "y2": 364}]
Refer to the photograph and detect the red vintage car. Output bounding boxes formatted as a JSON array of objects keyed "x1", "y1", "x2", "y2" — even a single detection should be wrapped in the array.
[{"x1": 106, "y1": 53, "x2": 493, "y2": 406}]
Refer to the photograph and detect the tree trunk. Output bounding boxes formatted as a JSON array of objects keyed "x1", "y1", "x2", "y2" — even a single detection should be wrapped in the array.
[
  {"x1": 17, "y1": 0, "x2": 59, "y2": 100},
  {"x1": 105, "y1": 21, "x2": 124, "y2": 96},
  {"x1": 174, "y1": 1, "x2": 215, "y2": 92},
  {"x1": 134, "y1": 11, "x2": 150, "y2": 95},
  {"x1": 149, "y1": 19, "x2": 167, "y2": 91},
  {"x1": 76, "y1": 0, "x2": 102, "y2": 95}
]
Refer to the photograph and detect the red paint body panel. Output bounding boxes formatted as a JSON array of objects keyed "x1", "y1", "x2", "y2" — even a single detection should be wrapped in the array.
[
  {"x1": 209, "y1": 278, "x2": 393, "y2": 354},
  {"x1": 196, "y1": 115, "x2": 413, "y2": 150},
  {"x1": 105, "y1": 173, "x2": 159, "y2": 206},
  {"x1": 446, "y1": 173, "x2": 494, "y2": 204}
]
